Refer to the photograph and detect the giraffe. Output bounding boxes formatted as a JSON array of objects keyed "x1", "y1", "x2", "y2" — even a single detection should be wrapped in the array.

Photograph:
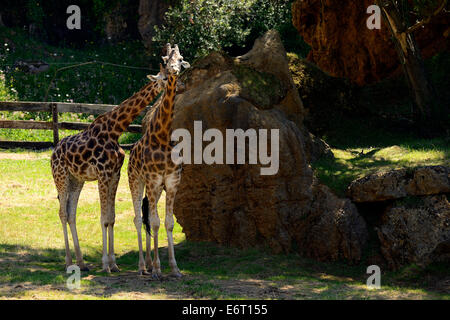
[
  {"x1": 51, "y1": 63, "x2": 169, "y2": 273},
  {"x1": 128, "y1": 44, "x2": 190, "y2": 277}
]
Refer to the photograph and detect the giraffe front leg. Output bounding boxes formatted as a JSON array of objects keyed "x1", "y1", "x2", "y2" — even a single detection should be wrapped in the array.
[
  {"x1": 98, "y1": 178, "x2": 111, "y2": 273},
  {"x1": 58, "y1": 192, "x2": 72, "y2": 269},
  {"x1": 150, "y1": 207, "x2": 161, "y2": 279},
  {"x1": 130, "y1": 176, "x2": 148, "y2": 275},
  {"x1": 165, "y1": 173, "x2": 182, "y2": 278},
  {"x1": 146, "y1": 178, "x2": 163, "y2": 279},
  {"x1": 145, "y1": 226, "x2": 152, "y2": 273}
]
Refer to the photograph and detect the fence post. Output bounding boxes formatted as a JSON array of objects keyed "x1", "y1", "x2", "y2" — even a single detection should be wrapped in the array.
[{"x1": 51, "y1": 103, "x2": 59, "y2": 146}]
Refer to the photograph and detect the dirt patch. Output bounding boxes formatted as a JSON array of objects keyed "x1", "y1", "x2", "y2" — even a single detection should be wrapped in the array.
[{"x1": 0, "y1": 152, "x2": 51, "y2": 160}]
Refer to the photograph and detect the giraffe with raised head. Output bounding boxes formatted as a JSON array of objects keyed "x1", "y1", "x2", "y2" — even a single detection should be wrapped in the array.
[
  {"x1": 51, "y1": 63, "x2": 169, "y2": 273},
  {"x1": 128, "y1": 44, "x2": 190, "y2": 277}
]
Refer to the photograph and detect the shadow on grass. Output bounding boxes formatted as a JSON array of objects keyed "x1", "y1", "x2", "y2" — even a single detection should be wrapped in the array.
[
  {"x1": 0, "y1": 241, "x2": 448, "y2": 299},
  {"x1": 312, "y1": 137, "x2": 450, "y2": 197}
]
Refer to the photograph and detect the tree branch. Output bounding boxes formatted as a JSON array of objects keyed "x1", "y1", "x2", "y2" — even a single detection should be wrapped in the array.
[{"x1": 406, "y1": 0, "x2": 447, "y2": 34}]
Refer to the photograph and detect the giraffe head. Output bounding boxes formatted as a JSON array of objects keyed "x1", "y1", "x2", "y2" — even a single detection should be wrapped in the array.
[
  {"x1": 162, "y1": 43, "x2": 190, "y2": 75},
  {"x1": 147, "y1": 63, "x2": 186, "y2": 93},
  {"x1": 146, "y1": 63, "x2": 168, "y2": 91}
]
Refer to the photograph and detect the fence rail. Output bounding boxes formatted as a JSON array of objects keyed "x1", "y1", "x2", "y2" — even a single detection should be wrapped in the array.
[{"x1": 0, "y1": 101, "x2": 142, "y2": 150}]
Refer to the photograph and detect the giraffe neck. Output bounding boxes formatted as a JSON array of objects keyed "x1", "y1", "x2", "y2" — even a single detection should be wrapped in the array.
[
  {"x1": 145, "y1": 74, "x2": 177, "y2": 146},
  {"x1": 92, "y1": 81, "x2": 162, "y2": 141}
]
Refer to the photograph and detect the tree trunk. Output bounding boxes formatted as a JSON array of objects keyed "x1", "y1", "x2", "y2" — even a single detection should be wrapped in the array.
[
  {"x1": 377, "y1": 1, "x2": 436, "y2": 121},
  {"x1": 138, "y1": 0, "x2": 171, "y2": 49}
]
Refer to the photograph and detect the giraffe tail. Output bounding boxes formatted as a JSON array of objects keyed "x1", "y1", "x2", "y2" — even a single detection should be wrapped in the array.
[{"x1": 141, "y1": 195, "x2": 151, "y2": 235}]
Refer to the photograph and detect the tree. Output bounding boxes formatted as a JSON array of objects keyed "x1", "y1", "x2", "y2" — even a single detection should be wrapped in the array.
[{"x1": 375, "y1": 0, "x2": 448, "y2": 127}]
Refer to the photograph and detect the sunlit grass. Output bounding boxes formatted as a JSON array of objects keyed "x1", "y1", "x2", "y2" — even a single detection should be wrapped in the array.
[
  {"x1": 0, "y1": 149, "x2": 448, "y2": 300},
  {"x1": 313, "y1": 139, "x2": 449, "y2": 196}
]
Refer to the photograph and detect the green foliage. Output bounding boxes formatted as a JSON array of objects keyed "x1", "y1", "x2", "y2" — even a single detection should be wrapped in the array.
[
  {"x1": 0, "y1": 42, "x2": 17, "y2": 101},
  {"x1": 153, "y1": 0, "x2": 252, "y2": 60},
  {"x1": 411, "y1": 0, "x2": 447, "y2": 17},
  {"x1": 153, "y1": 0, "x2": 308, "y2": 61},
  {"x1": 0, "y1": 27, "x2": 154, "y2": 144},
  {"x1": 26, "y1": 0, "x2": 45, "y2": 26},
  {"x1": 0, "y1": 28, "x2": 152, "y2": 105}
]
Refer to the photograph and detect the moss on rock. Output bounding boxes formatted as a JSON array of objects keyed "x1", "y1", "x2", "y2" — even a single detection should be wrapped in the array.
[{"x1": 231, "y1": 64, "x2": 286, "y2": 110}]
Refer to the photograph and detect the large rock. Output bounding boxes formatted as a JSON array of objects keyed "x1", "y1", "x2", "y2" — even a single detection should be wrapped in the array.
[
  {"x1": 347, "y1": 166, "x2": 450, "y2": 203},
  {"x1": 292, "y1": 0, "x2": 449, "y2": 85},
  {"x1": 172, "y1": 31, "x2": 367, "y2": 263},
  {"x1": 377, "y1": 195, "x2": 450, "y2": 269},
  {"x1": 294, "y1": 184, "x2": 369, "y2": 262}
]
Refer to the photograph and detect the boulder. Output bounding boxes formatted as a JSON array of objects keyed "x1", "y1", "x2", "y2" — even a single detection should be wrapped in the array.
[
  {"x1": 294, "y1": 184, "x2": 369, "y2": 263},
  {"x1": 171, "y1": 31, "x2": 367, "y2": 263},
  {"x1": 292, "y1": 0, "x2": 449, "y2": 85},
  {"x1": 347, "y1": 166, "x2": 450, "y2": 203},
  {"x1": 377, "y1": 195, "x2": 450, "y2": 269}
]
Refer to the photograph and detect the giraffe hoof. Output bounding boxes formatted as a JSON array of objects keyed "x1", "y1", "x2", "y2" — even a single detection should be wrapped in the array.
[
  {"x1": 170, "y1": 271, "x2": 183, "y2": 279},
  {"x1": 101, "y1": 267, "x2": 111, "y2": 274},
  {"x1": 151, "y1": 272, "x2": 162, "y2": 280},
  {"x1": 138, "y1": 270, "x2": 150, "y2": 276},
  {"x1": 110, "y1": 265, "x2": 120, "y2": 273}
]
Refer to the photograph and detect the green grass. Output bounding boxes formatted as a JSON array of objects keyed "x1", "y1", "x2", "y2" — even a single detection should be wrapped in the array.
[
  {"x1": 312, "y1": 134, "x2": 449, "y2": 197},
  {"x1": 0, "y1": 150, "x2": 448, "y2": 300}
]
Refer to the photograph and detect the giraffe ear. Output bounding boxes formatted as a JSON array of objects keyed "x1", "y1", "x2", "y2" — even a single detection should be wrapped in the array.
[
  {"x1": 147, "y1": 74, "x2": 158, "y2": 81},
  {"x1": 181, "y1": 61, "x2": 190, "y2": 69}
]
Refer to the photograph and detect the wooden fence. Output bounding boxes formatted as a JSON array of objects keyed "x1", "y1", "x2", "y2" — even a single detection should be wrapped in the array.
[{"x1": 0, "y1": 101, "x2": 143, "y2": 150}]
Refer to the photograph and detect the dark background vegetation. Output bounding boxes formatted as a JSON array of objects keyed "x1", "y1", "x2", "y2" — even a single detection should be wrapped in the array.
[{"x1": 0, "y1": 0, "x2": 448, "y2": 141}]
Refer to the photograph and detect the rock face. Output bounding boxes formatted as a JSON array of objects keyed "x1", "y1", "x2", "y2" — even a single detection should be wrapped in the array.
[
  {"x1": 347, "y1": 165, "x2": 450, "y2": 269},
  {"x1": 377, "y1": 195, "x2": 450, "y2": 269},
  {"x1": 294, "y1": 184, "x2": 369, "y2": 262},
  {"x1": 172, "y1": 30, "x2": 368, "y2": 263},
  {"x1": 347, "y1": 166, "x2": 450, "y2": 203},
  {"x1": 287, "y1": 53, "x2": 356, "y2": 135},
  {"x1": 292, "y1": 0, "x2": 449, "y2": 85}
]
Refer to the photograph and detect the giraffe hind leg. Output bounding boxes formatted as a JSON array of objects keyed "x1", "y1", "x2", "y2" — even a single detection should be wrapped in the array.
[
  {"x1": 142, "y1": 194, "x2": 154, "y2": 272},
  {"x1": 53, "y1": 167, "x2": 72, "y2": 270},
  {"x1": 66, "y1": 176, "x2": 88, "y2": 271}
]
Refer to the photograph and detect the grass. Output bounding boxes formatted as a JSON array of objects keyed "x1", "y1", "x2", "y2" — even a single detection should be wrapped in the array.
[
  {"x1": 312, "y1": 125, "x2": 449, "y2": 196},
  {"x1": 0, "y1": 149, "x2": 448, "y2": 300}
]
